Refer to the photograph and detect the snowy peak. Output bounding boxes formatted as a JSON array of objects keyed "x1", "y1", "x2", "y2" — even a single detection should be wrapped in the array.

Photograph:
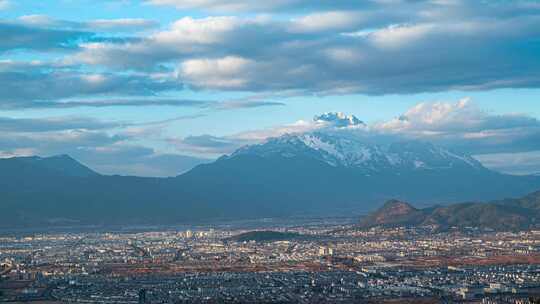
[
  {"x1": 385, "y1": 141, "x2": 483, "y2": 170},
  {"x1": 229, "y1": 132, "x2": 485, "y2": 173}
]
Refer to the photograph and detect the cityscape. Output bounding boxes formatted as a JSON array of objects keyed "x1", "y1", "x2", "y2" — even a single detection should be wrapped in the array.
[
  {"x1": 1, "y1": 218, "x2": 540, "y2": 303},
  {"x1": 3, "y1": 0, "x2": 540, "y2": 303}
]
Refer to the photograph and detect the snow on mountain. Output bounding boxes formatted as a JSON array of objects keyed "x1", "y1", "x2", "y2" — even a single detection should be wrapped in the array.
[{"x1": 230, "y1": 131, "x2": 485, "y2": 173}]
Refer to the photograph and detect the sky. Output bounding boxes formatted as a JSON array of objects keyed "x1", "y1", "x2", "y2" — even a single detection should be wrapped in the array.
[{"x1": 1, "y1": 0, "x2": 540, "y2": 176}]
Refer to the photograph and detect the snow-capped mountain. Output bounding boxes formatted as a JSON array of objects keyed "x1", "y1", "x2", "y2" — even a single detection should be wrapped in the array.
[
  {"x1": 3, "y1": 133, "x2": 540, "y2": 227},
  {"x1": 170, "y1": 115, "x2": 540, "y2": 215},
  {"x1": 229, "y1": 132, "x2": 485, "y2": 174},
  {"x1": 177, "y1": 130, "x2": 540, "y2": 215},
  {"x1": 4, "y1": 113, "x2": 539, "y2": 228}
]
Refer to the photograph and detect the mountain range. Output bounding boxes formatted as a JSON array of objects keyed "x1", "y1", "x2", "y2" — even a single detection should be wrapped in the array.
[
  {"x1": 357, "y1": 190, "x2": 540, "y2": 231},
  {"x1": 2, "y1": 127, "x2": 540, "y2": 228}
]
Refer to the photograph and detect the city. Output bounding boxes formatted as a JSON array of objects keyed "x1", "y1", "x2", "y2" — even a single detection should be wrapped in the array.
[
  {"x1": 1, "y1": 220, "x2": 539, "y2": 303},
  {"x1": 2, "y1": 0, "x2": 540, "y2": 303}
]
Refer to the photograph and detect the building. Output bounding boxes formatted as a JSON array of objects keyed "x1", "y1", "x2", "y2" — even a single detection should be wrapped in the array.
[{"x1": 138, "y1": 289, "x2": 146, "y2": 304}]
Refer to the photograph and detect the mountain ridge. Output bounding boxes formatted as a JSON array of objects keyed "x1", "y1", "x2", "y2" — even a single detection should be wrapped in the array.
[
  {"x1": 0, "y1": 154, "x2": 99, "y2": 179},
  {"x1": 229, "y1": 132, "x2": 485, "y2": 174},
  {"x1": 2, "y1": 133, "x2": 540, "y2": 228},
  {"x1": 358, "y1": 200, "x2": 427, "y2": 228},
  {"x1": 358, "y1": 191, "x2": 540, "y2": 231}
]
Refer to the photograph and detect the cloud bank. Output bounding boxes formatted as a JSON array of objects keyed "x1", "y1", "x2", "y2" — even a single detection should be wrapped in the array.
[
  {"x1": 1, "y1": 1, "x2": 539, "y2": 109},
  {"x1": 66, "y1": 0, "x2": 540, "y2": 97},
  {"x1": 171, "y1": 99, "x2": 540, "y2": 174}
]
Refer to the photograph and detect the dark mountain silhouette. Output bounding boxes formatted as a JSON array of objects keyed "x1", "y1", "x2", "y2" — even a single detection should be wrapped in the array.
[
  {"x1": 1, "y1": 133, "x2": 540, "y2": 228},
  {"x1": 173, "y1": 133, "x2": 540, "y2": 214},
  {"x1": 0, "y1": 154, "x2": 98, "y2": 178}
]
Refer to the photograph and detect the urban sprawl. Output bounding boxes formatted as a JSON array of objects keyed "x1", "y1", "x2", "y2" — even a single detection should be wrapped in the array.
[{"x1": 1, "y1": 221, "x2": 540, "y2": 303}]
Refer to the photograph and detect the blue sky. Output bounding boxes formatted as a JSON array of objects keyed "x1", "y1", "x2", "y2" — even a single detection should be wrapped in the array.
[{"x1": 1, "y1": 0, "x2": 540, "y2": 176}]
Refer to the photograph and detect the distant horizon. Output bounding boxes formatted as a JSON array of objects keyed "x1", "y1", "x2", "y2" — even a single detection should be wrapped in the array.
[{"x1": 3, "y1": 133, "x2": 539, "y2": 178}]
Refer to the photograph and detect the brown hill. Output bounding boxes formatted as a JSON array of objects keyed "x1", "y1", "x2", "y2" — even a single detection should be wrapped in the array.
[
  {"x1": 358, "y1": 191, "x2": 540, "y2": 231},
  {"x1": 358, "y1": 200, "x2": 428, "y2": 228}
]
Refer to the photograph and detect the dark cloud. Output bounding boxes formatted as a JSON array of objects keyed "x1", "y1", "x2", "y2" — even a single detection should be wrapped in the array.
[
  {"x1": 0, "y1": 61, "x2": 181, "y2": 107},
  {"x1": 215, "y1": 100, "x2": 285, "y2": 109},
  {"x1": 0, "y1": 116, "x2": 121, "y2": 132},
  {"x1": 33, "y1": 98, "x2": 211, "y2": 109},
  {"x1": 3, "y1": 1, "x2": 540, "y2": 102},
  {"x1": 0, "y1": 59, "x2": 289, "y2": 108},
  {"x1": 0, "y1": 21, "x2": 91, "y2": 53},
  {"x1": 0, "y1": 15, "x2": 152, "y2": 53},
  {"x1": 44, "y1": 99, "x2": 285, "y2": 109},
  {"x1": 17, "y1": 15, "x2": 158, "y2": 33},
  {"x1": 1, "y1": 15, "x2": 157, "y2": 53},
  {"x1": 0, "y1": 60, "x2": 288, "y2": 109},
  {"x1": 0, "y1": 130, "x2": 127, "y2": 154},
  {"x1": 67, "y1": 1, "x2": 540, "y2": 95}
]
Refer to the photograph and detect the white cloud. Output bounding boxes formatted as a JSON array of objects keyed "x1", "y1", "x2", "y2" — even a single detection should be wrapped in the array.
[
  {"x1": 0, "y1": 64, "x2": 179, "y2": 106},
  {"x1": 376, "y1": 97, "x2": 477, "y2": 133},
  {"x1": 290, "y1": 11, "x2": 364, "y2": 33},
  {"x1": 368, "y1": 23, "x2": 435, "y2": 49},
  {"x1": 156, "y1": 16, "x2": 241, "y2": 44},
  {"x1": 371, "y1": 99, "x2": 540, "y2": 156},
  {"x1": 475, "y1": 151, "x2": 540, "y2": 175},
  {"x1": 67, "y1": 5, "x2": 540, "y2": 94},
  {"x1": 4, "y1": 1, "x2": 540, "y2": 107},
  {"x1": 179, "y1": 56, "x2": 255, "y2": 89},
  {"x1": 375, "y1": 98, "x2": 540, "y2": 142},
  {"x1": 69, "y1": 16, "x2": 262, "y2": 69},
  {"x1": 170, "y1": 119, "x2": 322, "y2": 156},
  {"x1": 177, "y1": 99, "x2": 540, "y2": 160},
  {"x1": 234, "y1": 120, "x2": 322, "y2": 142}
]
